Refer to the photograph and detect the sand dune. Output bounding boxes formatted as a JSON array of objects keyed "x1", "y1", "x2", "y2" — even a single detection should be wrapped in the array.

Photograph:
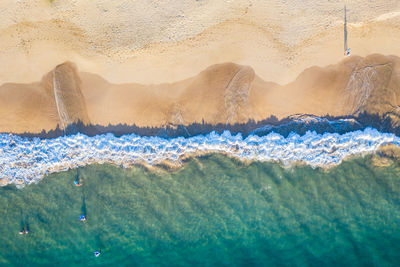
[{"x1": 0, "y1": 54, "x2": 399, "y2": 134}]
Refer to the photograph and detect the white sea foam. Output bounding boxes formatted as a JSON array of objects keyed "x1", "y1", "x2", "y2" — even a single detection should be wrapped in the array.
[{"x1": 1, "y1": 128, "x2": 399, "y2": 188}]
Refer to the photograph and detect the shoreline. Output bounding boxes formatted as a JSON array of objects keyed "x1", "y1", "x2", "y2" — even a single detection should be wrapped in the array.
[{"x1": 1, "y1": 127, "x2": 399, "y2": 188}]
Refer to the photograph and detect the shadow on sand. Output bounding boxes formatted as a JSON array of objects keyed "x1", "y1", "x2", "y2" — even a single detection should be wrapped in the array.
[{"x1": 4, "y1": 112, "x2": 400, "y2": 139}]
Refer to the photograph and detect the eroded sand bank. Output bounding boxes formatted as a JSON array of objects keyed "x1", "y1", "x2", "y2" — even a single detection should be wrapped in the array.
[{"x1": 1, "y1": 54, "x2": 400, "y2": 134}]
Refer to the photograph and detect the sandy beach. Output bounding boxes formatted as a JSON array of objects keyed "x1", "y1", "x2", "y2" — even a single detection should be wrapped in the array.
[
  {"x1": 0, "y1": 0, "x2": 400, "y2": 134},
  {"x1": 1, "y1": 0, "x2": 400, "y2": 84},
  {"x1": 1, "y1": 54, "x2": 400, "y2": 134}
]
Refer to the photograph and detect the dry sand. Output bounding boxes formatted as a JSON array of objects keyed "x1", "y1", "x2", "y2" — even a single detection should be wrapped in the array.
[{"x1": 0, "y1": 0, "x2": 400, "y2": 85}]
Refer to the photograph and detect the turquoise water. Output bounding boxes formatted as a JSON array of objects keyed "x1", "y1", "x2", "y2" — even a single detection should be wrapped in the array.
[{"x1": 0, "y1": 154, "x2": 400, "y2": 266}]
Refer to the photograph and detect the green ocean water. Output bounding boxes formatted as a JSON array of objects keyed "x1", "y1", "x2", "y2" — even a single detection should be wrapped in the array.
[{"x1": 0, "y1": 154, "x2": 400, "y2": 266}]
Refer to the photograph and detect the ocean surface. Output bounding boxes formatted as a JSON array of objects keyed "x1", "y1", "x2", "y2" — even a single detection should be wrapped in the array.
[{"x1": 1, "y1": 154, "x2": 400, "y2": 266}]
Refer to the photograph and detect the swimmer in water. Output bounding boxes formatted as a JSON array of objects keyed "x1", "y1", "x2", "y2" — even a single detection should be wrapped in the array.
[
  {"x1": 19, "y1": 228, "x2": 29, "y2": 234},
  {"x1": 74, "y1": 180, "x2": 81, "y2": 187},
  {"x1": 94, "y1": 250, "x2": 101, "y2": 257},
  {"x1": 80, "y1": 215, "x2": 86, "y2": 222}
]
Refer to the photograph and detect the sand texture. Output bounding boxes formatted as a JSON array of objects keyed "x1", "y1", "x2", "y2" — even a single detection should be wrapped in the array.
[
  {"x1": 1, "y1": 54, "x2": 400, "y2": 134},
  {"x1": 0, "y1": 0, "x2": 400, "y2": 85}
]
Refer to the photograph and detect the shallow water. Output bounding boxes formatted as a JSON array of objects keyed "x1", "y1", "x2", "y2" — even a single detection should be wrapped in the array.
[{"x1": 1, "y1": 154, "x2": 400, "y2": 266}]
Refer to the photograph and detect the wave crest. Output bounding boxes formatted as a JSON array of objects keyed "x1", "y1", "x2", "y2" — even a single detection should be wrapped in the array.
[{"x1": 1, "y1": 128, "x2": 399, "y2": 187}]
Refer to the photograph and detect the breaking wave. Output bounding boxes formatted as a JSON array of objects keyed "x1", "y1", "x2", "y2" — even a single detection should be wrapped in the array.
[{"x1": 1, "y1": 128, "x2": 399, "y2": 188}]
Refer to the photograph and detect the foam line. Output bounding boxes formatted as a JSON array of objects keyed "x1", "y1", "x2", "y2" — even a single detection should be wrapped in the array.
[{"x1": 1, "y1": 128, "x2": 399, "y2": 188}]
